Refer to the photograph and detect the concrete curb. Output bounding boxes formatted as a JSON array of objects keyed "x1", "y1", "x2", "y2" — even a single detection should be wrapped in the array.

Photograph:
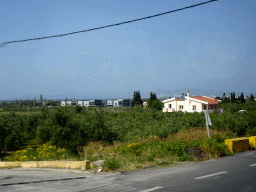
[{"x1": 0, "y1": 160, "x2": 91, "y2": 170}]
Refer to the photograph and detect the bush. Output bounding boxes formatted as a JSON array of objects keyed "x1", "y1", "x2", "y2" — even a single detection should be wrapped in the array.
[
  {"x1": 102, "y1": 156, "x2": 121, "y2": 171},
  {"x1": 201, "y1": 135, "x2": 232, "y2": 158},
  {"x1": 147, "y1": 155, "x2": 155, "y2": 162},
  {"x1": 162, "y1": 140, "x2": 201, "y2": 157}
]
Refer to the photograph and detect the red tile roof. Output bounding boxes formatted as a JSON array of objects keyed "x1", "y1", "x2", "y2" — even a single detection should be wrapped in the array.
[{"x1": 190, "y1": 96, "x2": 221, "y2": 104}]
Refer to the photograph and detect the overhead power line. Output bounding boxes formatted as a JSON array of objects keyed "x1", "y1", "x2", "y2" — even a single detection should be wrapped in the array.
[{"x1": 0, "y1": 0, "x2": 217, "y2": 47}]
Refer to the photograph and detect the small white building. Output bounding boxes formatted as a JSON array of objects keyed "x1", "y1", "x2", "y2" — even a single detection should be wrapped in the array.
[
  {"x1": 107, "y1": 100, "x2": 114, "y2": 106},
  {"x1": 114, "y1": 99, "x2": 123, "y2": 107},
  {"x1": 77, "y1": 101, "x2": 84, "y2": 106},
  {"x1": 162, "y1": 91, "x2": 222, "y2": 113},
  {"x1": 84, "y1": 101, "x2": 89, "y2": 107},
  {"x1": 78, "y1": 100, "x2": 89, "y2": 107},
  {"x1": 143, "y1": 102, "x2": 147, "y2": 107},
  {"x1": 61, "y1": 101, "x2": 66, "y2": 106},
  {"x1": 67, "y1": 101, "x2": 76, "y2": 106}
]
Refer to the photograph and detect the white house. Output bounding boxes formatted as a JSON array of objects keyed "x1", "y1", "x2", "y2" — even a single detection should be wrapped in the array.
[
  {"x1": 61, "y1": 101, "x2": 66, "y2": 106},
  {"x1": 162, "y1": 91, "x2": 222, "y2": 113}
]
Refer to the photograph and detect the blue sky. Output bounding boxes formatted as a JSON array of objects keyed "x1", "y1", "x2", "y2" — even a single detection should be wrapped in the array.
[{"x1": 0, "y1": 0, "x2": 256, "y2": 100}]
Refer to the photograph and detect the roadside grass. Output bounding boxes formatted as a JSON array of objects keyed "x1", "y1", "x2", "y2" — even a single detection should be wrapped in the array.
[
  {"x1": 3, "y1": 127, "x2": 238, "y2": 172},
  {"x1": 79, "y1": 127, "x2": 237, "y2": 172}
]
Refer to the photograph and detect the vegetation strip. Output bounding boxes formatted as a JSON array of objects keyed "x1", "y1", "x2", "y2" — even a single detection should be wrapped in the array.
[{"x1": 0, "y1": 98, "x2": 255, "y2": 173}]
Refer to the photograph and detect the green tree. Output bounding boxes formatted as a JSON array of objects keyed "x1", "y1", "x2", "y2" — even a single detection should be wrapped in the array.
[
  {"x1": 147, "y1": 92, "x2": 163, "y2": 111},
  {"x1": 149, "y1": 92, "x2": 157, "y2": 101},
  {"x1": 249, "y1": 94, "x2": 254, "y2": 101},
  {"x1": 132, "y1": 91, "x2": 143, "y2": 107},
  {"x1": 39, "y1": 94, "x2": 43, "y2": 107},
  {"x1": 231, "y1": 92, "x2": 235, "y2": 103},
  {"x1": 33, "y1": 97, "x2": 36, "y2": 107},
  {"x1": 240, "y1": 92, "x2": 245, "y2": 103}
]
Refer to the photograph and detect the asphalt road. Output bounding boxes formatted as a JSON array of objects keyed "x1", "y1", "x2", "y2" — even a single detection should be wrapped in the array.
[{"x1": 1, "y1": 150, "x2": 256, "y2": 192}]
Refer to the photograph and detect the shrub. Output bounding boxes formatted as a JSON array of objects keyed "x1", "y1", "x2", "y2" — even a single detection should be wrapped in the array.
[
  {"x1": 102, "y1": 156, "x2": 121, "y2": 171},
  {"x1": 127, "y1": 143, "x2": 142, "y2": 156},
  {"x1": 147, "y1": 155, "x2": 155, "y2": 162},
  {"x1": 201, "y1": 135, "x2": 232, "y2": 158}
]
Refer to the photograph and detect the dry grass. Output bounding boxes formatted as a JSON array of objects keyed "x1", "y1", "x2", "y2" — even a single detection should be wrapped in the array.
[{"x1": 161, "y1": 127, "x2": 236, "y2": 143}]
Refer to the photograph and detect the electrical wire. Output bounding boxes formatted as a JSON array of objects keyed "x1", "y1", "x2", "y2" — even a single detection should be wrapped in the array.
[{"x1": 0, "y1": 0, "x2": 217, "y2": 47}]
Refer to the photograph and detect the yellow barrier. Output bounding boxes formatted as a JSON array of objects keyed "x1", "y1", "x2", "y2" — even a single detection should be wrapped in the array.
[
  {"x1": 249, "y1": 136, "x2": 256, "y2": 149},
  {"x1": 225, "y1": 138, "x2": 249, "y2": 153}
]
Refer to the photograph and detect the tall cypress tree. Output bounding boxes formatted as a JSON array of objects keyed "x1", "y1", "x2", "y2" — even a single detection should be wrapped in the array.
[
  {"x1": 148, "y1": 92, "x2": 163, "y2": 111},
  {"x1": 250, "y1": 93, "x2": 254, "y2": 101},
  {"x1": 132, "y1": 90, "x2": 143, "y2": 107},
  {"x1": 240, "y1": 92, "x2": 245, "y2": 103}
]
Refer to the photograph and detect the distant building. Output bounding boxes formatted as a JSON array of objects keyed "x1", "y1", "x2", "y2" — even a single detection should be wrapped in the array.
[
  {"x1": 78, "y1": 100, "x2": 89, "y2": 107},
  {"x1": 61, "y1": 101, "x2": 66, "y2": 106},
  {"x1": 67, "y1": 101, "x2": 76, "y2": 106},
  {"x1": 114, "y1": 99, "x2": 123, "y2": 107},
  {"x1": 107, "y1": 100, "x2": 114, "y2": 106},
  {"x1": 84, "y1": 101, "x2": 89, "y2": 107},
  {"x1": 123, "y1": 99, "x2": 131, "y2": 107},
  {"x1": 113, "y1": 99, "x2": 131, "y2": 107},
  {"x1": 77, "y1": 101, "x2": 84, "y2": 106},
  {"x1": 95, "y1": 100, "x2": 102, "y2": 106}
]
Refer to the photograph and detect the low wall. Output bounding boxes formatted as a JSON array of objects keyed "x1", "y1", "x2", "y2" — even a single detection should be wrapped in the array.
[{"x1": 0, "y1": 160, "x2": 91, "y2": 170}]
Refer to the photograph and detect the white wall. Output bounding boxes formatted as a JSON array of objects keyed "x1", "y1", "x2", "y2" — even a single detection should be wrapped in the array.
[
  {"x1": 189, "y1": 100, "x2": 203, "y2": 112},
  {"x1": 163, "y1": 99, "x2": 204, "y2": 113}
]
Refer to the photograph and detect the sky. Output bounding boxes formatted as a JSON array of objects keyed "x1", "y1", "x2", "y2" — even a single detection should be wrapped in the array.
[{"x1": 0, "y1": 0, "x2": 256, "y2": 100}]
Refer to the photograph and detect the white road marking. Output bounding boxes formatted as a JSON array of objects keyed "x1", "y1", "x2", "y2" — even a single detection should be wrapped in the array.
[
  {"x1": 139, "y1": 186, "x2": 164, "y2": 192},
  {"x1": 249, "y1": 164, "x2": 256, "y2": 166},
  {"x1": 194, "y1": 171, "x2": 228, "y2": 179}
]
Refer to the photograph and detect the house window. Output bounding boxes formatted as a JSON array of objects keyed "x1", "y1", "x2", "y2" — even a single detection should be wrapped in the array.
[
  {"x1": 169, "y1": 104, "x2": 172, "y2": 108},
  {"x1": 204, "y1": 105, "x2": 207, "y2": 110},
  {"x1": 179, "y1": 105, "x2": 183, "y2": 110},
  {"x1": 193, "y1": 105, "x2": 196, "y2": 111}
]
